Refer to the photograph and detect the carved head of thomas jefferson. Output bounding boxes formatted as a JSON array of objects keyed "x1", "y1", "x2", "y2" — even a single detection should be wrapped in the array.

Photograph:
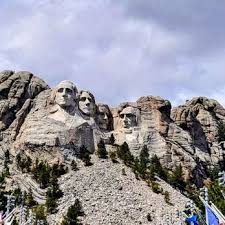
[{"x1": 78, "y1": 90, "x2": 96, "y2": 117}]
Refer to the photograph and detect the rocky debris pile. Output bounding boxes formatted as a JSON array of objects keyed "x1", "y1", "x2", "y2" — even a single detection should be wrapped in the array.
[{"x1": 48, "y1": 155, "x2": 188, "y2": 225}]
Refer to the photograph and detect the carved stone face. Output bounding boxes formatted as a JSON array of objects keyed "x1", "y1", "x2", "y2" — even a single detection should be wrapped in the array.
[
  {"x1": 120, "y1": 106, "x2": 137, "y2": 129},
  {"x1": 55, "y1": 81, "x2": 77, "y2": 109},
  {"x1": 97, "y1": 105, "x2": 111, "y2": 130},
  {"x1": 78, "y1": 91, "x2": 95, "y2": 116}
]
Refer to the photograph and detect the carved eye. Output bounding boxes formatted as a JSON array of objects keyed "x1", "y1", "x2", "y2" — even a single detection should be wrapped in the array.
[
  {"x1": 80, "y1": 97, "x2": 92, "y2": 102},
  {"x1": 126, "y1": 113, "x2": 134, "y2": 118},
  {"x1": 58, "y1": 88, "x2": 64, "y2": 93},
  {"x1": 120, "y1": 114, "x2": 124, "y2": 119},
  {"x1": 120, "y1": 113, "x2": 135, "y2": 119},
  {"x1": 80, "y1": 97, "x2": 87, "y2": 101},
  {"x1": 65, "y1": 88, "x2": 73, "y2": 94}
]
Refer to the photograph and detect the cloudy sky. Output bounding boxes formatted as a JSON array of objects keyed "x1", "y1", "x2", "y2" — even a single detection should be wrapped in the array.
[{"x1": 1, "y1": 0, "x2": 225, "y2": 107}]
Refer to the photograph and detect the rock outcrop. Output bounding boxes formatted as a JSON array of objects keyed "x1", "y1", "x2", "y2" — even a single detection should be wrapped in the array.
[{"x1": 0, "y1": 70, "x2": 48, "y2": 133}]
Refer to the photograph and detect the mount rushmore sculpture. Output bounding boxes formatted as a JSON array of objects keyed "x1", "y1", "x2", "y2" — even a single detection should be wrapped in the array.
[{"x1": 1, "y1": 70, "x2": 225, "y2": 184}]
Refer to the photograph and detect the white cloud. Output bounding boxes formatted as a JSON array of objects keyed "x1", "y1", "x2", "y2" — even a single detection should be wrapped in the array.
[{"x1": 0, "y1": 0, "x2": 225, "y2": 108}]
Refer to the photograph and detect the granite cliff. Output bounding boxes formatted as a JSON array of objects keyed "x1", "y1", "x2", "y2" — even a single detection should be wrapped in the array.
[{"x1": 0, "y1": 70, "x2": 224, "y2": 224}]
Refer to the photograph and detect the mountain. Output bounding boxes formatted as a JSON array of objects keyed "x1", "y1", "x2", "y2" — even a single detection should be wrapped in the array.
[{"x1": 0, "y1": 70, "x2": 224, "y2": 224}]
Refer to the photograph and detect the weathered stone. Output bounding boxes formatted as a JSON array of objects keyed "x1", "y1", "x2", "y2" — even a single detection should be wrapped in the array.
[
  {"x1": 0, "y1": 71, "x2": 49, "y2": 132},
  {"x1": 137, "y1": 96, "x2": 172, "y2": 136},
  {"x1": 172, "y1": 97, "x2": 225, "y2": 162},
  {"x1": 15, "y1": 81, "x2": 95, "y2": 154}
]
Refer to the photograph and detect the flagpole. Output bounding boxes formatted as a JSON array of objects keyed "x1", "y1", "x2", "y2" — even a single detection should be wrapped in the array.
[{"x1": 199, "y1": 196, "x2": 209, "y2": 225}]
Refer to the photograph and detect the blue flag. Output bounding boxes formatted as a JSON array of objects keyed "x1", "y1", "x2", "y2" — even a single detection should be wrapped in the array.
[
  {"x1": 186, "y1": 214, "x2": 199, "y2": 225},
  {"x1": 206, "y1": 206, "x2": 219, "y2": 225}
]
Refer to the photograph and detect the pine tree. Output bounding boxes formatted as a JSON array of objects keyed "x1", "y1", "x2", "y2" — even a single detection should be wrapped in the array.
[
  {"x1": 26, "y1": 188, "x2": 37, "y2": 207},
  {"x1": 117, "y1": 142, "x2": 134, "y2": 166},
  {"x1": 16, "y1": 153, "x2": 21, "y2": 167},
  {"x1": 46, "y1": 187, "x2": 57, "y2": 213},
  {"x1": 71, "y1": 160, "x2": 78, "y2": 171},
  {"x1": 208, "y1": 182, "x2": 225, "y2": 214},
  {"x1": 169, "y1": 164, "x2": 186, "y2": 191},
  {"x1": 79, "y1": 146, "x2": 92, "y2": 166},
  {"x1": 38, "y1": 162, "x2": 50, "y2": 188},
  {"x1": 109, "y1": 134, "x2": 115, "y2": 145},
  {"x1": 164, "y1": 191, "x2": 171, "y2": 204},
  {"x1": 13, "y1": 188, "x2": 23, "y2": 205},
  {"x1": 25, "y1": 156, "x2": 32, "y2": 172},
  {"x1": 150, "y1": 155, "x2": 168, "y2": 181},
  {"x1": 0, "y1": 179, "x2": 7, "y2": 209},
  {"x1": 4, "y1": 150, "x2": 10, "y2": 164},
  {"x1": 46, "y1": 177, "x2": 63, "y2": 213},
  {"x1": 146, "y1": 213, "x2": 152, "y2": 222},
  {"x1": 147, "y1": 166, "x2": 155, "y2": 182},
  {"x1": 139, "y1": 145, "x2": 149, "y2": 168},
  {"x1": 109, "y1": 151, "x2": 117, "y2": 163},
  {"x1": 133, "y1": 145, "x2": 150, "y2": 178},
  {"x1": 12, "y1": 219, "x2": 19, "y2": 225},
  {"x1": 33, "y1": 205, "x2": 47, "y2": 223},
  {"x1": 96, "y1": 139, "x2": 108, "y2": 159},
  {"x1": 50, "y1": 176, "x2": 63, "y2": 199},
  {"x1": 61, "y1": 199, "x2": 84, "y2": 225},
  {"x1": 3, "y1": 164, "x2": 10, "y2": 177}
]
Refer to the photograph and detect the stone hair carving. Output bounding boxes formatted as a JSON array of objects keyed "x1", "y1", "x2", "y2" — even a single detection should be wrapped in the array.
[
  {"x1": 119, "y1": 106, "x2": 138, "y2": 129},
  {"x1": 78, "y1": 90, "x2": 96, "y2": 117},
  {"x1": 50, "y1": 80, "x2": 78, "y2": 110},
  {"x1": 96, "y1": 103, "x2": 113, "y2": 131}
]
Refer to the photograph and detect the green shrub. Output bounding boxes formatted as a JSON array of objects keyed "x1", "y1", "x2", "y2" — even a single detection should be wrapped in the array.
[
  {"x1": 164, "y1": 191, "x2": 171, "y2": 204},
  {"x1": 169, "y1": 164, "x2": 186, "y2": 191},
  {"x1": 117, "y1": 142, "x2": 134, "y2": 166},
  {"x1": 146, "y1": 213, "x2": 152, "y2": 222},
  {"x1": 71, "y1": 160, "x2": 78, "y2": 171},
  {"x1": 26, "y1": 188, "x2": 37, "y2": 207},
  {"x1": 109, "y1": 151, "x2": 117, "y2": 163},
  {"x1": 109, "y1": 134, "x2": 115, "y2": 145},
  {"x1": 79, "y1": 146, "x2": 92, "y2": 166},
  {"x1": 96, "y1": 139, "x2": 108, "y2": 159},
  {"x1": 151, "y1": 181, "x2": 161, "y2": 194},
  {"x1": 46, "y1": 177, "x2": 63, "y2": 213},
  {"x1": 61, "y1": 199, "x2": 84, "y2": 225}
]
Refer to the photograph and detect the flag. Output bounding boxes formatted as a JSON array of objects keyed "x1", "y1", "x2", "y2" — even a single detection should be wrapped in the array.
[
  {"x1": 186, "y1": 214, "x2": 199, "y2": 225},
  {"x1": 206, "y1": 206, "x2": 219, "y2": 225}
]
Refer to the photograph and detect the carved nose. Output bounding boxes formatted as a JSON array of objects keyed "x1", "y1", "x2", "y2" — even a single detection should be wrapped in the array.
[
  {"x1": 85, "y1": 99, "x2": 90, "y2": 105},
  {"x1": 62, "y1": 89, "x2": 66, "y2": 96},
  {"x1": 104, "y1": 114, "x2": 108, "y2": 120},
  {"x1": 123, "y1": 115, "x2": 128, "y2": 121}
]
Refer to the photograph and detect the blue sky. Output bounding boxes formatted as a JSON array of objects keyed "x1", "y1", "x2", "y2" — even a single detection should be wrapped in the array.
[{"x1": 1, "y1": 0, "x2": 225, "y2": 107}]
